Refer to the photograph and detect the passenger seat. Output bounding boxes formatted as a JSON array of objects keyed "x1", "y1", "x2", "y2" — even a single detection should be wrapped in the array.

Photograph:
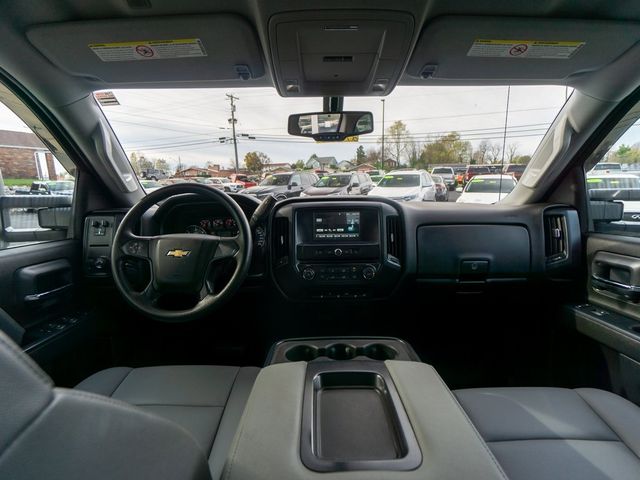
[{"x1": 455, "y1": 387, "x2": 640, "y2": 479}]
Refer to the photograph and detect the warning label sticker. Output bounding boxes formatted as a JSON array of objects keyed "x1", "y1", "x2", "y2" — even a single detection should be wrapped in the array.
[
  {"x1": 89, "y1": 38, "x2": 207, "y2": 62},
  {"x1": 467, "y1": 39, "x2": 585, "y2": 59}
]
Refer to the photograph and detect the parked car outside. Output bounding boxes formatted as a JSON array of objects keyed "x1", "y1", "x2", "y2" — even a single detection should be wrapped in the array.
[
  {"x1": 15, "y1": 180, "x2": 74, "y2": 196},
  {"x1": 368, "y1": 169, "x2": 436, "y2": 202},
  {"x1": 456, "y1": 174, "x2": 517, "y2": 204},
  {"x1": 503, "y1": 164, "x2": 527, "y2": 181},
  {"x1": 431, "y1": 167, "x2": 457, "y2": 190},
  {"x1": 463, "y1": 165, "x2": 491, "y2": 185},
  {"x1": 300, "y1": 172, "x2": 373, "y2": 197},
  {"x1": 586, "y1": 173, "x2": 640, "y2": 221},
  {"x1": 589, "y1": 162, "x2": 623, "y2": 174},
  {"x1": 158, "y1": 178, "x2": 188, "y2": 186},
  {"x1": 241, "y1": 172, "x2": 318, "y2": 200},
  {"x1": 454, "y1": 167, "x2": 467, "y2": 187},
  {"x1": 139, "y1": 179, "x2": 162, "y2": 193},
  {"x1": 140, "y1": 168, "x2": 168, "y2": 180},
  {"x1": 431, "y1": 175, "x2": 449, "y2": 201},
  {"x1": 369, "y1": 174, "x2": 384, "y2": 185},
  {"x1": 229, "y1": 173, "x2": 257, "y2": 188},
  {"x1": 208, "y1": 177, "x2": 244, "y2": 192}
]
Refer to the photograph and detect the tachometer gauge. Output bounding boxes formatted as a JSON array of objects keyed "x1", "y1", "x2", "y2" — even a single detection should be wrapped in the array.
[{"x1": 185, "y1": 225, "x2": 207, "y2": 234}]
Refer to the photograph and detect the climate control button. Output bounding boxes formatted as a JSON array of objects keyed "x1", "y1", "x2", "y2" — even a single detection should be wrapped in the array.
[
  {"x1": 362, "y1": 265, "x2": 376, "y2": 280},
  {"x1": 302, "y1": 267, "x2": 316, "y2": 280}
]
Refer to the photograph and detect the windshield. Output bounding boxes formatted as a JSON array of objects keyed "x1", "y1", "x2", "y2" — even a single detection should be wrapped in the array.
[
  {"x1": 260, "y1": 175, "x2": 291, "y2": 186},
  {"x1": 431, "y1": 175, "x2": 444, "y2": 183},
  {"x1": 95, "y1": 85, "x2": 570, "y2": 203},
  {"x1": 586, "y1": 176, "x2": 640, "y2": 189},
  {"x1": 315, "y1": 175, "x2": 351, "y2": 187},
  {"x1": 378, "y1": 174, "x2": 420, "y2": 188},
  {"x1": 465, "y1": 177, "x2": 516, "y2": 193}
]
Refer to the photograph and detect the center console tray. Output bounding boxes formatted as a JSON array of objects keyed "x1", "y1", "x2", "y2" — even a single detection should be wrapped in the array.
[
  {"x1": 301, "y1": 361, "x2": 422, "y2": 472},
  {"x1": 266, "y1": 336, "x2": 419, "y2": 365}
]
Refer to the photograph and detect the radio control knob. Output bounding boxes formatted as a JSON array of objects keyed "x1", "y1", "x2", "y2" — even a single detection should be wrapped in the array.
[
  {"x1": 362, "y1": 265, "x2": 376, "y2": 280},
  {"x1": 334, "y1": 248, "x2": 343, "y2": 257},
  {"x1": 302, "y1": 267, "x2": 316, "y2": 280}
]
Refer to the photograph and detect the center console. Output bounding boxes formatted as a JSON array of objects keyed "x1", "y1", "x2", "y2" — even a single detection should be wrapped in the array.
[
  {"x1": 222, "y1": 337, "x2": 506, "y2": 480},
  {"x1": 270, "y1": 200, "x2": 404, "y2": 300}
]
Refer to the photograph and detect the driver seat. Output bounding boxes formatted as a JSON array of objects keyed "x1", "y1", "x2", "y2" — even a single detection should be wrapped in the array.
[
  {"x1": 76, "y1": 364, "x2": 259, "y2": 479},
  {"x1": 0, "y1": 330, "x2": 259, "y2": 480}
]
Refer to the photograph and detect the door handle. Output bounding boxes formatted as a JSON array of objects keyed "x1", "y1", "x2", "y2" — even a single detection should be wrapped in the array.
[
  {"x1": 592, "y1": 275, "x2": 640, "y2": 300},
  {"x1": 24, "y1": 284, "x2": 73, "y2": 304}
]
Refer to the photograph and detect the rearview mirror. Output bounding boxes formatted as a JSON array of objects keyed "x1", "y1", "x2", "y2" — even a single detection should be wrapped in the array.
[{"x1": 288, "y1": 111, "x2": 373, "y2": 141}]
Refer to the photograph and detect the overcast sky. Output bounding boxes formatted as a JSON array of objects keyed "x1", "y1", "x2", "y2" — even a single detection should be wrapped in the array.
[{"x1": 1, "y1": 84, "x2": 635, "y2": 170}]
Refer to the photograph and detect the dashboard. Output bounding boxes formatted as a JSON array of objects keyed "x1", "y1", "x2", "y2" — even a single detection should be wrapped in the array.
[{"x1": 84, "y1": 192, "x2": 581, "y2": 303}]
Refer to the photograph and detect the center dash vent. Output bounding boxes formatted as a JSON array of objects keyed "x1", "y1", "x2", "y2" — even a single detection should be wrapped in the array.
[
  {"x1": 386, "y1": 216, "x2": 402, "y2": 266},
  {"x1": 273, "y1": 217, "x2": 290, "y2": 267},
  {"x1": 544, "y1": 213, "x2": 568, "y2": 263}
]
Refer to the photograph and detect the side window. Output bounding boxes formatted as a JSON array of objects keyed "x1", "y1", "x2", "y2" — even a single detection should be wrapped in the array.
[
  {"x1": 586, "y1": 106, "x2": 640, "y2": 237},
  {"x1": 290, "y1": 174, "x2": 301, "y2": 186},
  {"x1": 0, "y1": 84, "x2": 76, "y2": 249},
  {"x1": 422, "y1": 173, "x2": 432, "y2": 186},
  {"x1": 302, "y1": 173, "x2": 312, "y2": 186}
]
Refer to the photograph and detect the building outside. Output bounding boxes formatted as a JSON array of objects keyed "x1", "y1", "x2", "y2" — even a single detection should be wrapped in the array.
[{"x1": 0, "y1": 129, "x2": 57, "y2": 180}]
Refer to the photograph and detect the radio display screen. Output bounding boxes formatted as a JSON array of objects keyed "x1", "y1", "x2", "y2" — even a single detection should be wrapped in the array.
[{"x1": 313, "y1": 211, "x2": 360, "y2": 241}]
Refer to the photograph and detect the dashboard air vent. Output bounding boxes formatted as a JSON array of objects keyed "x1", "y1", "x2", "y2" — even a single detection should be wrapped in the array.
[
  {"x1": 544, "y1": 213, "x2": 568, "y2": 263},
  {"x1": 386, "y1": 216, "x2": 402, "y2": 265},
  {"x1": 273, "y1": 217, "x2": 289, "y2": 266}
]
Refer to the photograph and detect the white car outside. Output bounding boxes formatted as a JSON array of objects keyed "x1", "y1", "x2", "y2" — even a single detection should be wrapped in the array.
[
  {"x1": 368, "y1": 170, "x2": 436, "y2": 202},
  {"x1": 456, "y1": 174, "x2": 517, "y2": 204},
  {"x1": 209, "y1": 177, "x2": 244, "y2": 192}
]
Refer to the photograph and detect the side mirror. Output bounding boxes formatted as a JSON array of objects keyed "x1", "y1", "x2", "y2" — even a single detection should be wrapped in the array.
[
  {"x1": 288, "y1": 111, "x2": 374, "y2": 142},
  {"x1": 289, "y1": 182, "x2": 299, "y2": 189}
]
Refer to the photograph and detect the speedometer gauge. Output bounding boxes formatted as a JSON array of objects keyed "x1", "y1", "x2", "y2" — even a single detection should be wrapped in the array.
[{"x1": 185, "y1": 225, "x2": 207, "y2": 234}]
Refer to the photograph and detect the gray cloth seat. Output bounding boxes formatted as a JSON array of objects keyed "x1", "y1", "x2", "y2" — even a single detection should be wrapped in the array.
[
  {"x1": 454, "y1": 387, "x2": 640, "y2": 480},
  {"x1": 75, "y1": 364, "x2": 259, "y2": 480},
  {"x1": 0, "y1": 331, "x2": 210, "y2": 480}
]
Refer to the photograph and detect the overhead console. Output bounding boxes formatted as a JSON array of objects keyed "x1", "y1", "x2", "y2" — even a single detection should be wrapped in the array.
[
  {"x1": 268, "y1": 11, "x2": 415, "y2": 96},
  {"x1": 270, "y1": 199, "x2": 403, "y2": 300}
]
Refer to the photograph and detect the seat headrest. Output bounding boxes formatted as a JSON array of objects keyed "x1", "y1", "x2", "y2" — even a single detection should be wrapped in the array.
[{"x1": 0, "y1": 331, "x2": 53, "y2": 451}]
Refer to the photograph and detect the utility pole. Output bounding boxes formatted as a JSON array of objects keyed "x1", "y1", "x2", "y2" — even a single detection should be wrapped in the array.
[
  {"x1": 226, "y1": 94, "x2": 240, "y2": 174},
  {"x1": 380, "y1": 99, "x2": 385, "y2": 170}
]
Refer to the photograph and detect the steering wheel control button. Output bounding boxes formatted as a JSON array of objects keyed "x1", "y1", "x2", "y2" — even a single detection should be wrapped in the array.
[
  {"x1": 362, "y1": 265, "x2": 376, "y2": 280},
  {"x1": 302, "y1": 267, "x2": 316, "y2": 280}
]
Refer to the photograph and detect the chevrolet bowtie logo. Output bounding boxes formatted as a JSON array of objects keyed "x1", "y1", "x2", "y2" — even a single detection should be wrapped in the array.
[{"x1": 166, "y1": 249, "x2": 191, "y2": 258}]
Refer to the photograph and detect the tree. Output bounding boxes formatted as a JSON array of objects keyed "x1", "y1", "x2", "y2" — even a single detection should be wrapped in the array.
[
  {"x1": 487, "y1": 143, "x2": 502, "y2": 163},
  {"x1": 291, "y1": 160, "x2": 305, "y2": 170},
  {"x1": 472, "y1": 140, "x2": 490, "y2": 165},
  {"x1": 407, "y1": 141, "x2": 425, "y2": 168},
  {"x1": 512, "y1": 155, "x2": 531, "y2": 164},
  {"x1": 154, "y1": 158, "x2": 170, "y2": 173},
  {"x1": 365, "y1": 148, "x2": 382, "y2": 169},
  {"x1": 138, "y1": 155, "x2": 153, "y2": 171},
  {"x1": 385, "y1": 121, "x2": 411, "y2": 166},
  {"x1": 129, "y1": 152, "x2": 141, "y2": 175},
  {"x1": 355, "y1": 145, "x2": 367, "y2": 165},
  {"x1": 244, "y1": 151, "x2": 271, "y2": 174},
  {"x1": 506, "y1": 143, "x2": 519, "y2": 163},
  {"x1": 421, "y1": 132, "x2": 472, "y2": 166}
]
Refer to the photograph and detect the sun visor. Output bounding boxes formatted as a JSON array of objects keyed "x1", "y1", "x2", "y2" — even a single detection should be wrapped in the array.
[
  {"x1": 405, "y1": 16, "x2": 640, "y2": 83},
  {"x1": 26, "y1": 15, "x2": 265, "y2": 84}
]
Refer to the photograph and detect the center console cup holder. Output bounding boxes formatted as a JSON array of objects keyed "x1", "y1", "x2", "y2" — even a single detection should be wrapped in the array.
[{"x1": 270, "y1": 337, "x2": 419, "y2": 365}]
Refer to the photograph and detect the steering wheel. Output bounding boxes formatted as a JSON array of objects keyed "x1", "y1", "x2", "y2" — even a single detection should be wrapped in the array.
[{"x1": 111, "y1": 183, "x2": 252, "y2": 322}]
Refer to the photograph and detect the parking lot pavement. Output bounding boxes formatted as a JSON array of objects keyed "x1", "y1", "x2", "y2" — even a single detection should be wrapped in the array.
[{"x1": 447, "y1": 190, "x2": 461, "y2": 202}]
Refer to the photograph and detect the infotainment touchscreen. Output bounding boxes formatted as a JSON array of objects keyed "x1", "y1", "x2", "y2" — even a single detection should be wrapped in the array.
[{"x1": 313, "y1": 211, "x2": 360, "y2": 240}]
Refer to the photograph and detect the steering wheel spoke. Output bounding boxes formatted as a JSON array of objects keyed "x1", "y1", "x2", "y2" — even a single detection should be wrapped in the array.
[
  {"x1": 212, "y1": 235, "x2": 240, "y2": 261},
  {"x1": 121, "y1": 234, "x2": 152, "y2": 259}
]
